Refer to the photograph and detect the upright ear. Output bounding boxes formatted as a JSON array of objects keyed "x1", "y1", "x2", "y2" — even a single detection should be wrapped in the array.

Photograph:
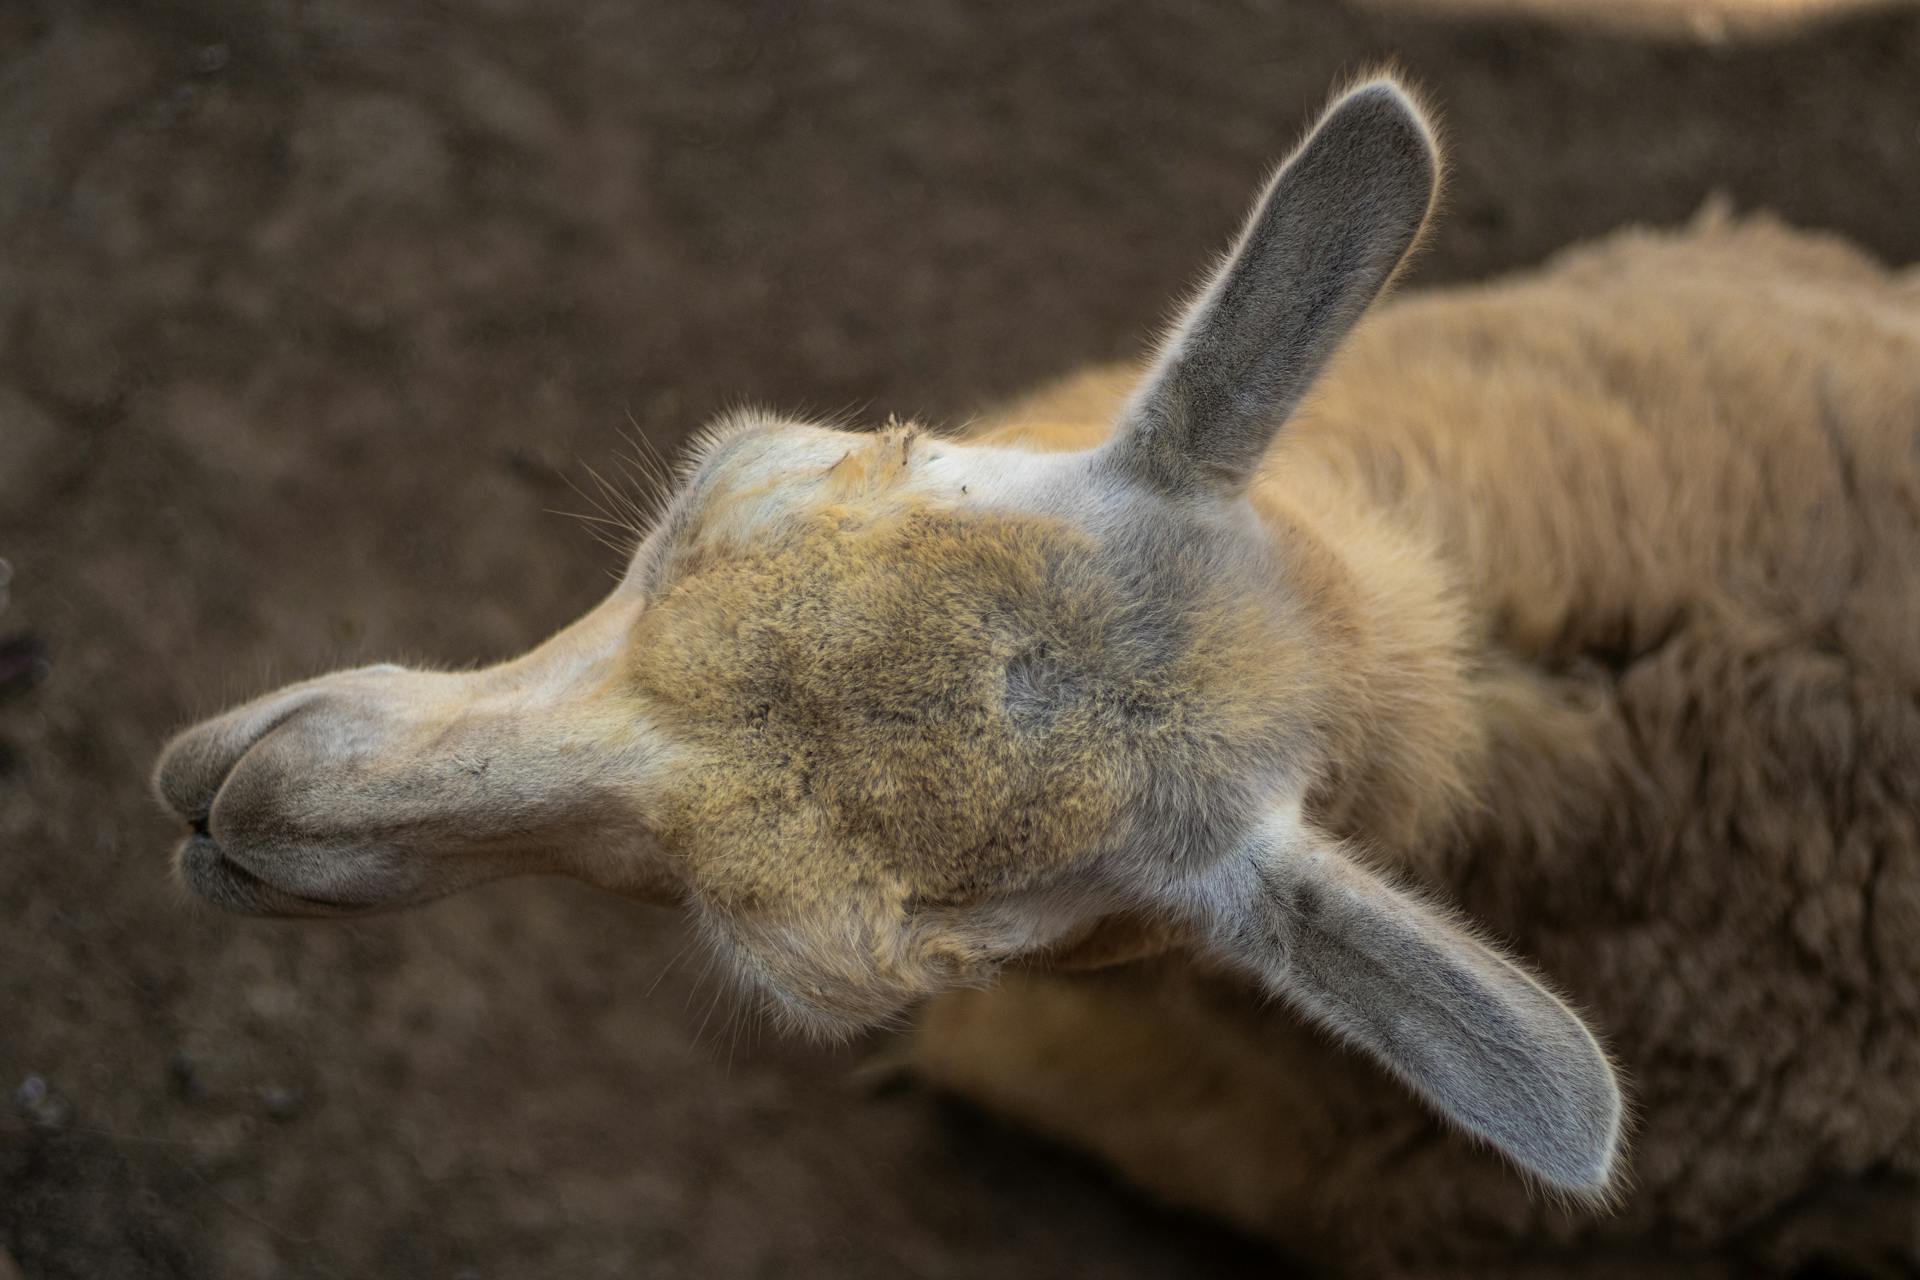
[
  {"x1": 1112, "y1": 78, "x2": 1439, "y2": 491},
  {"x1": 1191, "y1": 820, "x2": 1623, "y2": 1195}
]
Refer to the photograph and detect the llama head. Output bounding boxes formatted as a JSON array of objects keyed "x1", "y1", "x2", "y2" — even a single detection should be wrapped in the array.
[{"x1": 154, "y1": 78, "x2": 1623, "y2": 1193}]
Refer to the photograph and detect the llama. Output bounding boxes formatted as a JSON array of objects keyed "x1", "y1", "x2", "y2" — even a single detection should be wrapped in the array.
[{"x1": 152, "y1": 78, "x2": 1920, "y2": 1272}]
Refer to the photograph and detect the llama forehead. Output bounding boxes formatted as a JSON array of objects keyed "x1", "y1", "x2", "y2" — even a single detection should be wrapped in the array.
[
  {"x1": 628, "y1": 503, "x2": 1139, "y2": 907},
  {"x1": 622, "y1": 415, "x2": 1318, "y2": 915}
]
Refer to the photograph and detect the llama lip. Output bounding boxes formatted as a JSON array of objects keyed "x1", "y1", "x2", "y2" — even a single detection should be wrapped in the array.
[
  {"x1": 163, "y1": 697, "x2": 403, "y2": 919},
  {"x1": 153, "y1": 690, "x2": 322, "y2": 832},
  {"x1": 174, "y1": 832, "x2": 367, "y2": 918}
]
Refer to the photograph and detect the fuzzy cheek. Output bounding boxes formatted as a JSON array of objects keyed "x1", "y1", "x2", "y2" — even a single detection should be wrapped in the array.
[
  {"x1": 722, "y1": 947, "x2": 932, "y2": 1040},
  {"x1": 698, "y1": 897, "x2": 987, "y2": 1040}
]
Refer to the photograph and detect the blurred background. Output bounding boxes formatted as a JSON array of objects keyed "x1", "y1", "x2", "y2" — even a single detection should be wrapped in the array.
[{"x1": 1, "y1": 1, "x2": 1916, "y2": 1276}]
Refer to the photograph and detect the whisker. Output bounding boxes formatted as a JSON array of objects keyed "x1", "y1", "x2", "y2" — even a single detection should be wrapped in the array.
[
  {"x1": 691, "y1": 967, "x2": 731, "y2": 1053},
  {"x1": 544, "y1": 507, "x2": 639, "y2": 559},
  {"x1": 643, "y1": 935, "x2": 700, "y2": 1000},
  {"x1": 580, "y1": 460, "x2": 655, "y2": 543}
]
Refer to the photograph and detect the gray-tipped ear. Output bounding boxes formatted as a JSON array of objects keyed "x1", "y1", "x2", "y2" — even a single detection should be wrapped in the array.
[
  {"x1": 1194, "y1": 822, "x2": 1623, "y2": 1195},
  {"x1": 1111, "y1": 78, "x2": 1439, "y2": 491}
]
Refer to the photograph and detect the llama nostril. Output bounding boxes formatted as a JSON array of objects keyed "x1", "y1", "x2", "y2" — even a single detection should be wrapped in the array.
[{"x1": 189, "y1": 814, "x2": 211, "y2": 839}]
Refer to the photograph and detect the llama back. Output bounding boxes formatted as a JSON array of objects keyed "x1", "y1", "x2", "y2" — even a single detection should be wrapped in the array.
[
  {"x1": 1296, "y1": 208, "x2": 1920, "y2": 685},
  {"x1": 922, "y1": 216, "x2": 1920, "y2": 1272}
]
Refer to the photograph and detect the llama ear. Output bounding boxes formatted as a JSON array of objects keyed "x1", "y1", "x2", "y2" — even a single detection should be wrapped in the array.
[
  {"x1": 1111, "y1": 78, "x2": 1438, "y2": 491},
  {"x1": 1192, "y1": 819, "x2": 1623, "y2": 1194}
]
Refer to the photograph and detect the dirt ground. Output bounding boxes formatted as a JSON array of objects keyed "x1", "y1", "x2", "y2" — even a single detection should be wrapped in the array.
[{"x1": 2, "y1": 1, "x2": 1917, "y2": 1276}]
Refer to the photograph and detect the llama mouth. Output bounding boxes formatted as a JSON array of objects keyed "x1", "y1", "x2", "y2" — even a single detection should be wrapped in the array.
[
  {"x1": 158, "y1": 696, "x2": 365, "y2": 918},
  {"x1": 173, "y1": 832, "x2": 370, "y2": 919},
  {"x1": 153, "y1": 693, "x2": 320, "y2": 837}
]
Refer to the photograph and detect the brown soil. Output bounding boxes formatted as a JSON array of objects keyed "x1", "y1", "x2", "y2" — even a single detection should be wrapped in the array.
[{"x1": 3, "y1": 1, "x2": 1917, "y2": 1276}]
